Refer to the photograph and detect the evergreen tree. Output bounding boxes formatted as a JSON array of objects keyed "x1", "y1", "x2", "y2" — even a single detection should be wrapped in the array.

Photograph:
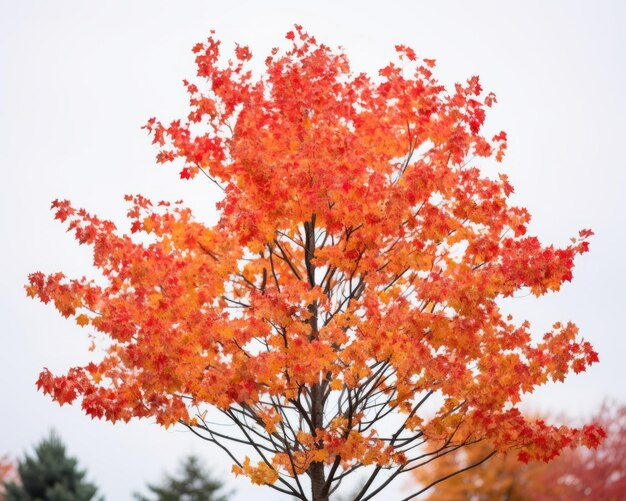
[
  {"x1": 4, "y1": 431, "x2": 100, "y2": 501},
  {"x1": 134, "y1": 455, "x2": 229, "y2": 501}
]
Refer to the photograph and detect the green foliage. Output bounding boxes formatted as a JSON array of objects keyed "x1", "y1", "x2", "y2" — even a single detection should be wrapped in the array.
[
  {"x1": 134, "y1": 455, "x2": 229, "y2": 501},
  {"x1": 4, "y1": 431, "x2": 100, "y2": 501}
]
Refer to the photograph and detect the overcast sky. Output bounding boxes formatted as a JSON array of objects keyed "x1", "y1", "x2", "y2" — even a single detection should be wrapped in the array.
[{"x1": 1, "y1": 1, "x2": 625, "y2": 499}]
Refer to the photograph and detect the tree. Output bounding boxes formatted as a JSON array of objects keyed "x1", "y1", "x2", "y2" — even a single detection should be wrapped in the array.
[
  {"x1": 411, "y1": 439, "x2": 546, "y2": 500},
  {"x1": 134, "y1": 455, "x2": 229, "y2": 501},
  {"x1": 4, "y1": 432, "x2": 100, "y2": 501},
  {"x1": 537, "y1": 401, "x2": 625, "y2": 500},
  {"x1": 26, "y1": 26, "x2": 603, "y2": 500},
  {"x1": 1, "y1": 455, "x2": 18, "y2": 501},
  {"x1": 413, "y1": 402, "x2": 625, "y2": 500}
]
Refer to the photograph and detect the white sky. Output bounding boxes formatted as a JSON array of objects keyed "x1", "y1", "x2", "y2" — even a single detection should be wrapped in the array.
[{"x1": 1, "y1": 1, "x2": 625, "y2": 499}]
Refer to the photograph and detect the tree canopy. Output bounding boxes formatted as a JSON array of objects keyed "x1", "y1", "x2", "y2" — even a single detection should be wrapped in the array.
[{"x1": 27, "y1": 26, "x2": 602, "y2": 500}]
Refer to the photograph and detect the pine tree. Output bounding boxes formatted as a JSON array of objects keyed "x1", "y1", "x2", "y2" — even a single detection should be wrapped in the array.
[
  {"x1": 4, "y1": 431, "x2": 100, "y2": 501},
  {"x1": 134, "y1": 455, "x2": 229, "y2": 501}
]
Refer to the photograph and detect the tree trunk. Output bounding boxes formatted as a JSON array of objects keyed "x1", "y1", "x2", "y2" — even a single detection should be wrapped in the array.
[
  {"x1": 305, "y1": 215, "x2": 328, "y2": 501},
  {"x1": 309, "y1": 382, "x2": 328, "y2": 501},
  {"x1": 309, "y1": 460, "x2": 329, "y2": 501}
]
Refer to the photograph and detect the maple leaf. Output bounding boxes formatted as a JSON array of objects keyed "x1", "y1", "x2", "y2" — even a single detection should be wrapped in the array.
[
  {"x1": 75, "y1": 314, "x2": 90, "y2": 327},
  {"x1": 179, "y1": 167, "x2": 193, "y2": 180}
]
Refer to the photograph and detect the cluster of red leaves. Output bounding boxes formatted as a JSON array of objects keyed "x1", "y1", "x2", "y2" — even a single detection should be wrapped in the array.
[{"x1": 27, "y1": 27, "x2": 600, "y2": 490}]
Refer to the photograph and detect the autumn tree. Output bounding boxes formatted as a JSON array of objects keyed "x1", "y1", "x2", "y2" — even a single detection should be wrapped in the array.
[
  {"x1": 411, "y1": 439, "x2": 545, "y2": 500},
  {"x1": 0, "y1": 455, "x2": 17, "y2": 501},
  {"x1": 562, "y1": 401, "x2": 626, "y2": 500},
  {"x1": 134, "y1": 455, "x2": 230, "y2": 501},
  {"x1": 4, "y1": 432, "x2": 100, "y2": 501},
  {"x1": 413, "y1": 402, "x2": 625, "y2": 500},
  {"x1": 27, "y1": 26, "x2": 603, "y2": 500}
]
